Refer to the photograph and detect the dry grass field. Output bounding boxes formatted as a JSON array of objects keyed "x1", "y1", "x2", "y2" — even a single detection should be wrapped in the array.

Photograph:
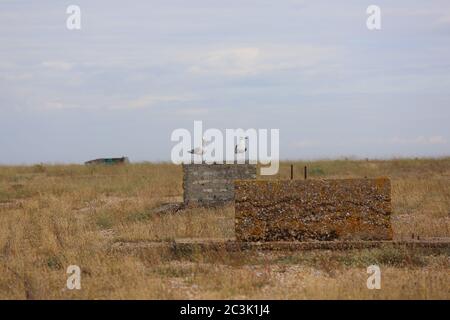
[{"x1": 0, "y1": 158, "x2": 449, "y2": 299}]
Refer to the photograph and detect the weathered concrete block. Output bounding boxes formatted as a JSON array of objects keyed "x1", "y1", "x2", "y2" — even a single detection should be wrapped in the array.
[
  {"x1": 235, "y1": 178, "x2": 393, "y2": 241},
  {"x1": 183, "y1": 163, "x2": 257, "y2": 206}
]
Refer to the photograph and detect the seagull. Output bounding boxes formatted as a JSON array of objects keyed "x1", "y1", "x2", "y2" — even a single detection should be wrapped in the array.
[
  {"x1": 235, "y1": 136, "x2": 248, "y2": 154},
  {"x1": 188, "y1": 138, "x2": 208, "y2": 155}
]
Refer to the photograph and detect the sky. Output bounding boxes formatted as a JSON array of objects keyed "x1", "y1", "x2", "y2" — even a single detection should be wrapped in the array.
[{"x1": 0, "y1": 0, "x2": 449, "y2": 164}]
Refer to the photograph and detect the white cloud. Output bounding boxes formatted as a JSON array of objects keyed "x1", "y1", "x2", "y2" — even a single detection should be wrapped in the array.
[
  {"x1": 0, "y1": 72, "x2": 33, "y2": 81},
  {"x1": 290, "y1": 139, "x2": 319, "y2": 148},
  {"x1": 389, "y1": 136, "x2": 447, "y2": 145},
  {"x1": 41, "y1": 61, "x2": 73, "y2": 71},
  {"x1": 435, "y1": 14, "x2": 450, "y2": 27},
  {"x1": 38, "y1": 94, "x2": 193, "y2": 111},
  {"x1": 188, "y1": 47, "x2": 261, "y2": 76},
  {"x1": 428, "y1": 136, "x2": 447, "y2": 144},
  {"x1": 172, "y1": 107, "x2": 209, "y2": 116},
  {"x1": 185, "y1": 45, "x2": 340, "y2": 76},
  {"x1": 384, "y1": 8, "x2": 443, "y2": 17},
  {"x1": 0, "y1": 62, "x2": 17, "y2": 70},
  {"x1": 113, "y1": 94, "x2": 192, "y2": 110},
  {"x1": 43, "y1": 100, "x2": 87, "y2": 110},
  {"x1": 44, "y1": 101, "x2": 65, "y2": 110}
]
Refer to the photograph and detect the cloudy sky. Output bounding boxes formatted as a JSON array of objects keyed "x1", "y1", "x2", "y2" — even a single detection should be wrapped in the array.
[{"x1": 1, "y1": 0, "x2": 449, "y2": 164}]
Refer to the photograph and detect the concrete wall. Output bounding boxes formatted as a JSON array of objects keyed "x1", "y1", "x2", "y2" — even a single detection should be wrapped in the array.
[
  {"x1": 235, "y1": 178, "x2": 393, "y2": 241},
  {"x1": 183, "y1": 163, "x2": 257, "y2": 205}
]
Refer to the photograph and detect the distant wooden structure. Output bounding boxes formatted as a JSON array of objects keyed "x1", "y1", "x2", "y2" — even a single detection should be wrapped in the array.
[{"x1": 84, "y1": 157, "x2": 129, "y2": 165}]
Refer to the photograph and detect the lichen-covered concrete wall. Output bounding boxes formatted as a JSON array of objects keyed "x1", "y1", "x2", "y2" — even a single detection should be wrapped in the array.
[
  {"x1": 235, "y1": 178, "x2": 393, "y2": 241},
  {"x1": 183, "y1": 164, "x2": 257, "y2": 206}
]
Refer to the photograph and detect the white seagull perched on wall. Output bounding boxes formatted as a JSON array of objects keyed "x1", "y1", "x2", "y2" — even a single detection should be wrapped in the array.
[
  {"x1": 235, "y1": 136, "x2": 248, "y2": 154},
  {"x1": 188, "y1": 138, "x2": 208, "y2": 155}
]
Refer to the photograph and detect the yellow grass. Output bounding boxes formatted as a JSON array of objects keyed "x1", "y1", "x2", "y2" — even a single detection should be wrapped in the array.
[{"x1": 0, "y1": 158, "x2": 449, "y2": 299}]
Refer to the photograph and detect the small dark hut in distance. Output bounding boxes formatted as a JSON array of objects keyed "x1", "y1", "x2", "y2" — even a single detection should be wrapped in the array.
[{"x1": 84, "y1": 157, "x2": 129, "y2": 165}]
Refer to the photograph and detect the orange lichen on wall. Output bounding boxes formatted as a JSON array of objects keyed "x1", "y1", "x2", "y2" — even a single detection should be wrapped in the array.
[{"x1": 235, "y1": 178, "x2": 393, "y2": 241}]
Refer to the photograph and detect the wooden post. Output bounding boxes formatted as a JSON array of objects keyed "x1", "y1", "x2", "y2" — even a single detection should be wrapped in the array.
[
  {"x1": 304, "y1": 166, "x2": 307, "y2": 180},
  {"x1": 290, "y1": 164, "x2": 294, "y2": 180}
]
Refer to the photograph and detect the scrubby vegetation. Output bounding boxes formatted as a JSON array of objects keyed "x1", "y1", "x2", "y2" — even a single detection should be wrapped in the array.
[{"x1": 0, "y1": 158, "x2": 449, "y2": 299}]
